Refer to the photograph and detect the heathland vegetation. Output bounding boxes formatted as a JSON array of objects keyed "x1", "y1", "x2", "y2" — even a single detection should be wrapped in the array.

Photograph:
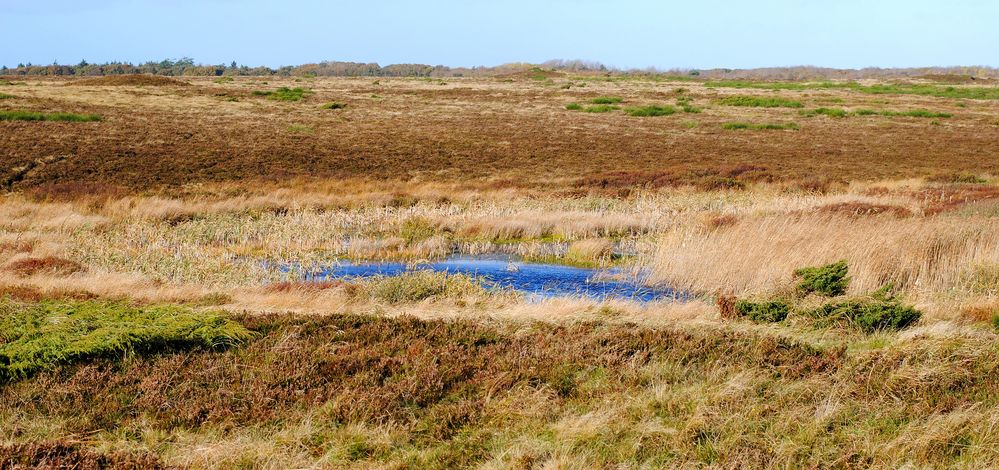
[{"x1": 1, "y1": 70, "x2": 998, "y2": 467}]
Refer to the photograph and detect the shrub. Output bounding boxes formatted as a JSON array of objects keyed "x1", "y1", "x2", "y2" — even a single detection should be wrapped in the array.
[
  {"x1": 590, "y1": 96, "x2": 623, "y2": 104},
  {"x1": 565, "y1": 103, "x2": 583, "y2": 110},
  {"x1": 808, "y1": 298, "x2": 921, "y2": 333},
  {"x1": 717, "y1": 96, "x2": 803, "y2": 108},
  {"x1": 321, "y1": 102, "x2": 347, "y2": 110},
  {"x1": 722, "y1": 122, "x2": 799, "y2": 130},
  {"x1": 367, "y1": 271, "x2": 487, "y2": 304},
  {"x1": 4, "y1": 256, "x2": 84, "y2": 276},
  {"x1": 0, "y1": 299, "x2": 253, "y2": 382},
  {"x1": 253, "y1": 87, "x2": 310, "y2": 101},
  {"x1": 0, "y1": 111, "x2": 101, "y2": 122},
  {"x1": 734, "y1": 299, "x2": 791, "y2": 323},
  {"x1": 624, "y1": 105, "x2": 677, "y2": 117},
  {"x1": 794, "y1": 260, "x2": 850, "y2": 296}
]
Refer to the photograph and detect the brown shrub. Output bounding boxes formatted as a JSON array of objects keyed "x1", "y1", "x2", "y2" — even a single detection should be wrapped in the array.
[
  {"x1": 699, "y1": 213, "x2": 739, "y2": 230},
  {"x1": 0, "y1": 241, "x2": 33, "y2": 254},
  {"x1": 959, "y1": 303, "x2": 999, "y2": 323},
  {"x1": 816, "y1": 202, "x2": 912, "y2": 218},
  {"x1": 0, "y1": 441, "x2": 165, "y2": 469},
  {"x1": 0, "y1": 285, "x2": 99, "y2": 302},
  {"x1": 914, "y1": 185, "x2": 999, "y2": 215},
  {"x1": 0, "y1": 313, "x2": 840, "y2": 439},
  {"x1": 717, "y1": 294, "x2": 737, "y2": 319},
  {"x1": 26, "y1": 182, "x2": 129, "y2": 205},
  {"x1": 67, "y1": 74, "x2": 189, "y2": 87},
  {"x1": 4, "y1": 257, "x2": 84, "y2": 276}
]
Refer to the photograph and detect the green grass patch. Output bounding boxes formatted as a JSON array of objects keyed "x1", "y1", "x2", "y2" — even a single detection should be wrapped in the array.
[
  {"x1": 565, "y1": 103, "x2": 583, "y2": 110},
  {"x1": 253, "y1": 87, "x2": 310, "y2": 101},
  {"x1": 734, "y1": 299, "x2": 791, "y2": 323},
  {"x1": 287, "y1": 124, "x2": 314, "y2": 134},
  {"x1": 590, "y1": 96, "x2": 624, "y2": 104},
  {"x1": 795, "y1": 260, "x2": 850, "y2": 296},
  {"x1": 881, "y1": 109, "x2": 952, "y2": 118},
  {"x1": 802, "y1": 108, "x2": 850, "y2": 118},
  {"x1": 993, "y1": 313, "x2": 999, "y2": 332},
  {"x1": 0, "y1": 93, "x2": 14, "y2": 99},
  {"x1": 583, "y1": 104, "x2": 620, "y2": 113},
  {"x1": 0, "y1": 299, "x2": 253, "y2": 383},
  {"x1": 0, "y1": 110, "x2": 101, "y2": 122},
  {"x1": 717, "y1": 96, "x2": 803, "y2": 108},
  {"x1": 321, "y1": 102, "x2": 347, "y2": 110},
  {"x1": 624, "y1": 105, "x2": 677, "y2": 117},
  {"x1": 722, "y1": 122, "x2": 799, "y2": 130}
]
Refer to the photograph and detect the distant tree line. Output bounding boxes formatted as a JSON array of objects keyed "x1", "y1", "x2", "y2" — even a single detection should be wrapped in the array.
[{"x1": 1, "y1": 58, "x2": 996, "y2": 80}]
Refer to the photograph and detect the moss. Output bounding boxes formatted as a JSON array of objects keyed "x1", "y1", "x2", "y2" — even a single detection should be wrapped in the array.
[
  {"x1": 0, "y1": 299, "x2": 253, "y2": 383},
  {"x1": 734, "y1": 299, "x2": 791, "y2": 323},
  {"x1": 795, "y1": 260, "x2": 850, "y2": 296}
]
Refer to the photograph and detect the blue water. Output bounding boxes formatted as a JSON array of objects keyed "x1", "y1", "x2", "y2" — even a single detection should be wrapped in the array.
[{"x1": 297, "y1": 257, "x2": 684, "y2": 302}]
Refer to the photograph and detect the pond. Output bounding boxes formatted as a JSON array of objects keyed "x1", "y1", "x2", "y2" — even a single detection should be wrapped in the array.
[{"x1": 294, "y1": 256, "x2": 685, "y2": 302}]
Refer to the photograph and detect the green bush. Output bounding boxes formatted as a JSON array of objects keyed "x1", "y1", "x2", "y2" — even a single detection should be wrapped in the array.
[
  {"x1": 0, "y1": 300, "x2": 253, "y2": 382},
  {"x1": 590, "y1": 96, "x2": 624, "y2": 104},
  {"x1": 253, "y1": 87, "x2": 310, "y2": 101},
  {"x1": 0, "y1": 111, "x2": 101, "y2": 122},
  {"x1": 722, "y1": 122, "x2": 799, "y2": 130},
  {"x1": 735, "y1": 299, "x2": 791, "y2": 323},
  {"x1": 717, "y1": 96, "x2": 803, "y2": 108},
  {"x1": 368, "y1": 271, "x2": 486, "y2": 304},
  {"x1": 624, "y1": 105, "x2": 677, "y2": 117},
  {"x1": 321, "y1": 102, "x2": 347, "y2": 110},
  {"x1": 808, "y1": 298, "x2": 921, "y2": 333},
  {"x1": 795, "y1": 260, "x2": 850, "y2": 296}
]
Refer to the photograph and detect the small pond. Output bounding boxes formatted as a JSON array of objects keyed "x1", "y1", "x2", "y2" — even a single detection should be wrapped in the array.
[{"x1": 294, "y1": 256, "x2": 685, "y2": 302}]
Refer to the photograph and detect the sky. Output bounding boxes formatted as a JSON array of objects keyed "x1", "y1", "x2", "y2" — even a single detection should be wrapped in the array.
[{"x1": 2, "y1": 0, "x2": 998, "y2": 70}]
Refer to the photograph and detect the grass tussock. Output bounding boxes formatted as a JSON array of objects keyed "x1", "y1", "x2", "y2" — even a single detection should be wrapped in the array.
[
  {"x1": 624, "y1": 105, "x2": 677, "y2": 117},
  {"x1": 717, "y1": 96, "x2": 803, "y2": 108},
  {"x1": 722, "y1": 122, "x2": 799, "y2": 130},
  {"x1": 253, "y1": 87, "x2": 310, "y2": 101},
  {"x1": 366, "y1": 271, "x2": 490, "y2": 304},
  {"x1": 0, "y1": 299, "x2": 253, "y2": 382},
  {"x1": 0, "y1": 111, "x2": 101, "y2": 122},
  {"x1": 589, "y1": 96, "x2": 624, "y2": 104},
  {"x1": 0, "y1": 441, "x2": 165, "y2": 468},
  {"x1": 582, "y1": 104, "x2": 620, "y2": 113},
  {"x1": 0, "y1": 93, "x2": 14, "y2": 99}
]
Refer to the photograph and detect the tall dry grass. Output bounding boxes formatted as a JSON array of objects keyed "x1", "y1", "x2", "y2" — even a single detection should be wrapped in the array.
[{"x1": 650, "y1": 214, "x2": 999, "y2": 298}]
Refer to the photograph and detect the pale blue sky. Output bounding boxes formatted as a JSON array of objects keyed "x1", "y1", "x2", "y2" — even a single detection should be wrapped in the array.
[{"x1": 3, "y1": 0, "x2": 997, "y2": 69}]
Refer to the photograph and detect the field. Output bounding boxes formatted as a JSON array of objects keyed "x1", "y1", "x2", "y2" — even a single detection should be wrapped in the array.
[{"x1": 2, "y1": 71, "x2": 999, "y2": 468}]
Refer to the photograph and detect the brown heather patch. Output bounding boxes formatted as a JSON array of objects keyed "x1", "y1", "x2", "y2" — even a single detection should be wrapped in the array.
[
  {"x1": 26, "y1": 181, "x2": 130, "y2": 205},
  {"x1": 66, "y1": 74, "x2": 189, "y2": 87},
  {"x1": 0, "y1": 285, "x2": 100, "y2": 302},
  {"x1": 0, "y1": 314, "x2": 840, "y2": 436},
  {"x1": 0, "y1": 241, "x2": 33, "y2": 254},
  {"x1": 4, "y1": 257, "x2": 84, "y2": 276},
  {"x1": 914, "y1": 185, "x2": 999, "y2": 215},
  {"x1": 264, "y1": 280, "x2": 346, "y2": 293},
  {"x1": 816, "y1": 201, "x2": 913, "y2": 218},
  {"x1": 699, "y1": 213, "x2": 739, "y2": 230},
  {"x1": 0, "y1": 441, "x2": 166, "y2": 469}
]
